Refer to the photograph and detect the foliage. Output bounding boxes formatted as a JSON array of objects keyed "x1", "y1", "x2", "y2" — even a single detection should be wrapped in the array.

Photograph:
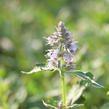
[
  {"x1": 0, "y1": 0, "x2": 109, "y2": 109},
  {"x1": 100, "y1": 102, "x2": 109, "y2": 109}
]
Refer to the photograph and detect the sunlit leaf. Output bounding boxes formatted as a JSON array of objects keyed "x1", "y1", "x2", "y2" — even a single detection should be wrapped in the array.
[
  {"x1": 21, "y1": 64, "x2": 48, "y2": 74},
  {"x1": 42, "y1": 100, "x2": 56, "y2": 109}
]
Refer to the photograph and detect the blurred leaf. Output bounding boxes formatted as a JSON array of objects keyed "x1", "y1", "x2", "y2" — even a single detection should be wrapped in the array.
[
  {"x1": 0, "y1": 67, "x2": 6, "y2": 78},
  {"x1": 42, "y1": 100, "x2": 56, "y2": 109},
  {"x1": 100, "y1": 103, "x2": 109, "y2": 109},
  {"x1": 66, "y1": 104, "x2": 84, "y2": 109},
  {"x1": 66, "y1": 84, "x2": 86, "y2": 105}
]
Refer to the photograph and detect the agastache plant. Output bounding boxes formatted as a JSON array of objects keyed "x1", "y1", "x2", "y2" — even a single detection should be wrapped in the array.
[
  {"x1": 46, "y1": 22, "x2": 78, "y2": 108},
  {"x1": 22, "y1": 21, "x2": 103, "y2": 109}
]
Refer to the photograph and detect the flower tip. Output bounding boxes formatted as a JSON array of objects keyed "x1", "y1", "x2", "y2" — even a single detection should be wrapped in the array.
[{"x1": 58, "y1": 21, "x2": 64, "y2": 27}]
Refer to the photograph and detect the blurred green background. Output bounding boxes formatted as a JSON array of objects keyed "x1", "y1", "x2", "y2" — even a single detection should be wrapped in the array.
[{"x1": 0, "y1": 0, "x2": 109, "y2": 109}]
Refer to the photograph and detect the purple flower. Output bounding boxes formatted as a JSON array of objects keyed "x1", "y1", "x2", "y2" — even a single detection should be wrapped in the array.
[
  {"x1": 47, "y1": 59, "x2": 56, "y2": 69},
  {"x1": 47, "y1": 37, "x2": 60, "y2": 46},
  {"x1": 56, "y1": 22, "x2": 71, "y2": 39},
  {"x1": 57, "y1": 21, "x2": 65, "y2": 32},
  {"x1": 66, "y1": 64, "x2": 76, "y2": 70},
  {"x1": 47, "y1": 49, "x2": 59, "y2": 60},
  {"x1": 52, "y1": 32, "x2": 62, "y2": 37},
  {"x1": 46, "y1": 21, "x2": 78, "y2": 70},
  {"x1": 63, "y1": 53, "x2": 73, "y2": 63},
  {"x1": 64, "y1": 32, "x2": 71, "y2": 39},
  {"x1": 66, "y1": 41, "x2": 78, "y2": 53}
]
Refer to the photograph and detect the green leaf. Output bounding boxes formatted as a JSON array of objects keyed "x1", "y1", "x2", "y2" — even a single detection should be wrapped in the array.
[
  {"x1": 86, "y1": 72, "x2": 94, "y2": 79},
  {"x1": 70, "y1": 71, "x2": 104, "y2": 88},
  {"x1": 72, "y1": 71, "x2": 92, "y2": 81},
  {"x1": 35, "y1": 64, "x2": 45, "y2": 67},
  {"x1": 21, "y1": 64, "x2": 48, "y2": 74},
  {"x1": 91, "y1": 80, "x2": 104, "y2": 88},
  {"x1": 66, "y1": 104, "x2": 84, "y2": 108},
  {"x1": 66, "y1": 84, "x2": 86, "y2": 105}
]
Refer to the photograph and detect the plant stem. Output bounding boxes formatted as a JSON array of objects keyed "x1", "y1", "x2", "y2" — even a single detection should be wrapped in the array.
[{"x1": 61, "y1": 70, "x2": 66, "y2": 109}]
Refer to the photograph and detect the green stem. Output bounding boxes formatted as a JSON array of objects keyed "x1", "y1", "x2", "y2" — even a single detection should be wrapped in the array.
[{"x1": 61, "y1": 70, "x2": 66, "y2": 109}]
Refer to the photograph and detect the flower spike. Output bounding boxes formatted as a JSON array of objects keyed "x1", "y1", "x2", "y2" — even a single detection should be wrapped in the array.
[{"x1": 46, "y1": 21, "x2": 78, "y2": 70}]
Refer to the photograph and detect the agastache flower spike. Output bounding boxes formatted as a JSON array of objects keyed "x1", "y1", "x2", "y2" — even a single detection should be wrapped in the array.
[{"x1": 46, "y1": 21, "x2": 78, "y2": 70}]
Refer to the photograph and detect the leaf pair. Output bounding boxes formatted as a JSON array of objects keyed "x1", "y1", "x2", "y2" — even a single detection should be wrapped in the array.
[{"x1": 21, "y1": 65, "x2": 104, "y2": 89}]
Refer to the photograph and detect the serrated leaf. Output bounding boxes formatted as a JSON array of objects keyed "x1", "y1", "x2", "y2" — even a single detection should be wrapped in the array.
[{"x1": 69, "y1": 71, "x2": 104, "y2": 88}]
